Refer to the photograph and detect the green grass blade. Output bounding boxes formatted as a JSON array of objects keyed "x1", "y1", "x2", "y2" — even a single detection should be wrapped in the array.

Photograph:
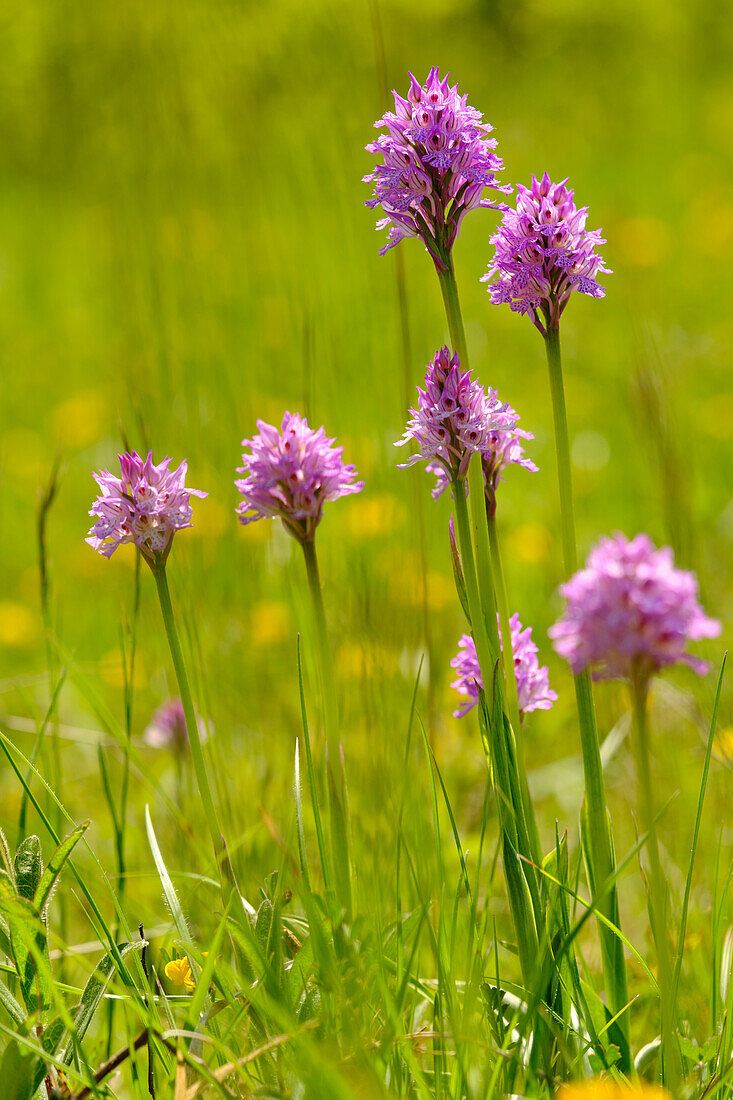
[
  {"x1": 294, "y1": 740, "x2": 311, "y2": 893},
  {"x1": 0, "y1": 978, "x2": 25, "y2": 1026},
  {"x1": 144, "y1": 805, "x2": 194, "y2": 951},
  {"x1": 672, "y1": 653, "x2": 726, "y2": 1004},
  {"x1": 0, "y1": 731, "x2": 145, "y2": 996}
]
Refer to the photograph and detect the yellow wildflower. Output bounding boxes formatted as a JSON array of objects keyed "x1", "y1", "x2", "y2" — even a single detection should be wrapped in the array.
[
  {"x1": 165, "y1": 956, "x2": 195, "y2": 993},
  {"x1": 555, "y1": 1084, "x2": 671, "y2": 1100}
]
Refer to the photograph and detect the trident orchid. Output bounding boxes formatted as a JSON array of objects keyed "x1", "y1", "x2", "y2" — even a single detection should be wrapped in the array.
[
  {"x1": 236, "y1": 412, "x2": 363, "y2": 544},
  {"x1": 396, "y1": 346, "x2": 514, "y2": 488},
  {"x1": 451, "y1": 614, "x2": 557, "y2": 719},
  {"x1": 483, "y1": 171, "x2": 610, "y2": 334},
  {"x1": 86, "y1": 451, "x2": 206, "y2": 566},
  {"x1": 550, "y1": 532, "x2": 721, "y2": 686},
  {"x1": 364, "y1": 67, "x2": 509, "y2": 272}
]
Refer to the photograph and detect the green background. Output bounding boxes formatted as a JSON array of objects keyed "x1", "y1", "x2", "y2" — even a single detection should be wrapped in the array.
[{"x1": 0, "y1": 0, "x2": 731, "y2": 1036}]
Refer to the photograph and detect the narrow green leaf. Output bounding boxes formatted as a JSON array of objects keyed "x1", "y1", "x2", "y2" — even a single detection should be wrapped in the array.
[
  {"x1": 0, "y1": 732, "x2": 146, "y2": 1000},
  {"x1": 144, "y1": 805, "x2": 194, "y2": 950},
  {"x1": 33, "y1": 822, "x2": 90, "y2": 916},
  {"x1": 0, "y1": 978, "x2": 25, "y2": 1026},
  {"x1": 97, "y1": 743, "x2": 120, "y2": 835},
  {"x1": 293, "y1": 741, "x2": 311, "y2": 892},
  {"x1": 501, "y1": 833, "x2": 539, "y2": 989},
  {"x1": 579, "y1": 978, "x2": 627, "y2": 1069},
  {"x1": 448, "y1": 518, "x2": 470, "y2": 624},
  {"x1": 672, "y1": 653, "x2": 726, "y2": 1004}
]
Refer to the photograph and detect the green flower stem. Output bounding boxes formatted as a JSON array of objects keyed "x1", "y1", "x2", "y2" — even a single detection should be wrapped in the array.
[
  {"x1": 544, "y1": 326, "x2": 578, "y2": 572},
  {"x1": 452, "y1": 480, "x2": 498, "y2": 704},
  {"x1": 301, "y1": 537, "x2": 353, "y2": 921},
  {"x1": 486, "y1": 513, "x2": 522, "y2": 763},
  {"x1": 153, "y1": 565, "x2": 228, "y2": 883},
  {"x1": 452, "y1": 478, "x2": 539, "y2": 981},
  {"x1": 543, "y1": 324, "x2": 630, "y2": 1055},
  {"x1": 467, "y1": 455, "x2": 542, "y2": 913},
  {"x1": 631, "y1": 671, "x2": 680, "y2": 1091},
  {"x1": 437, "y1": 259, "x2": 470, "y2": 368},
  {"x1": 440, "y1": 259, "x2": 542, "y2": 901},
  {"x1": 439, "y1": 260, "x2": 548, "y2": 1065},
  {"x1": 486, "y1": 509, "x2": 541, "y2": 867},
  {"x1": 439, "y1": 260, "x2": 541, "y2": 859},
  {"x1": 302, "y1": 539, "x2": 339, "y2": 756}
]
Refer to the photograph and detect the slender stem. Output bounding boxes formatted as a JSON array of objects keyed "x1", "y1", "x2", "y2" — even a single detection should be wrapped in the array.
[
  {"x1": 544, "y1": 326, "x2": 577, "y2": 573},
  {"x1": 486, "y1": 510, "x2": 541, "y2": 867},
  {"x1": 467, "y1": 456, "x2": 542, "y2": 916},
  {"x1": 397, "y1": 252, "x2": 436, "y2": 736},
  {"x1": 631, "y1": 673, "x2": 680, "y2": 1091},
  {"x1": 152, "y1": 566, "x2": 226, "y2": 879},
  {"x1": 119, "y1": 554, "x2": 141, "y2": 903},
  {"x1": 301, "y1": 539, "x2": 339, "y2": 759},
  {"x1": 543, "y1": 324, "x2": 630, "y2": 1058},
  {"x1": 437, "y1": 259, "x2": 470, "y2": 368},
  {"x1": 486, "y1": 513, "x2": 522, "y2": 748},
  {"x1": 441, "y1": 257, "x2": 545, "y2": 914},
  {"x1": 301, "y1": 537, "x2": 352, "y2": 920},
  {"x1": 453, "y1": 476, "x2": 541, "y2": 978},
  {"x1": 452, "y1": 484, "x2": 496, "y2": 698},
  {"x1": 440, "y1": 260, "x2": 542, "y2": 868}
]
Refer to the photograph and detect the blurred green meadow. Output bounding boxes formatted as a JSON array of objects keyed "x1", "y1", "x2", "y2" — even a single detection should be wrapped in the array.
[{"x1": 1, "y1": 0, "x2": 733, "y2": 1084}]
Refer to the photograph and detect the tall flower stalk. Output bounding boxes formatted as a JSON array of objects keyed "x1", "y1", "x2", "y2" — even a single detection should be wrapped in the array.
[
  {"x1": 551, "y1": 531, "x2": 721, "y2": 1087},
  {"x1": 486, "y1": 511, "x2": 522, "y2": 741},
  {"x1": 396, "y1": 341, "x2": 544, "y2": 983},
  {"x1": 235, "y1": 412, "x2": 364, "y2": 920},
  {"x1": 542, "y1": 326, "x2": 629, "y2": 1044},
  {"x1": 86, "y1": 452, "x2": 230, "y2": 887},
  {"x1": 485, "y1": 173, "x2": 631, "y2": 1053},
  {"x1": 436, "y1": 270, "x2": 529, "y2": 773},
  {"x1": 368, "y1": 61, "x2": 549, "y2": 981},
  {"x1": 152, "y1": 565, "x2": 226, "y2": 876},
  {"x1": 453, "y1": 460, "x2": 541, "y2": 977}
]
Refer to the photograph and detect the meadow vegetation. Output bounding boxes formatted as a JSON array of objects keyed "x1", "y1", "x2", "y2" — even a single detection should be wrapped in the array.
[{"x1": 0, "y1": 1, "x2": 731, "y2": 1096}]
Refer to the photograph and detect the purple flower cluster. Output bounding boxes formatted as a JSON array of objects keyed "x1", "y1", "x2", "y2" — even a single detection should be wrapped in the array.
[
  {"x1": 86, "y1": 451, "x2": 207, "y2": 564},
  {"x1": 451, "y1": 613, "x2": 557, "y2": 719},
  {"x1": 236, "y1": 412, "x2": 364, "y2": 543},
  {"x1": 550, "y1": 533, "x2": 721, "y2": 682},
  {"x1": 427, "y1": 403, "x2": 536, "y2": 509},
  {"x1": 364, "y1": 68, "x2": 510, "y2": 270},
  {"x1": 397, "y1": 347, "x2": 520, "y2": 487},
  {"x1": 482, "y1": 172, "x2": 610, "y2": 333},
  {"x1": 144, "y1": 699, "x2": 208, "y2": 752}
]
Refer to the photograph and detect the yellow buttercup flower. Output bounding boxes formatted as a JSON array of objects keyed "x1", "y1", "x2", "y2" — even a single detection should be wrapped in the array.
[
  {"x1": 165, "y1": 956, "x2": 195, "y2": 993},
  {"x1": 555, "y1": 1084, "x2": 671, "y2": 1100}
]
